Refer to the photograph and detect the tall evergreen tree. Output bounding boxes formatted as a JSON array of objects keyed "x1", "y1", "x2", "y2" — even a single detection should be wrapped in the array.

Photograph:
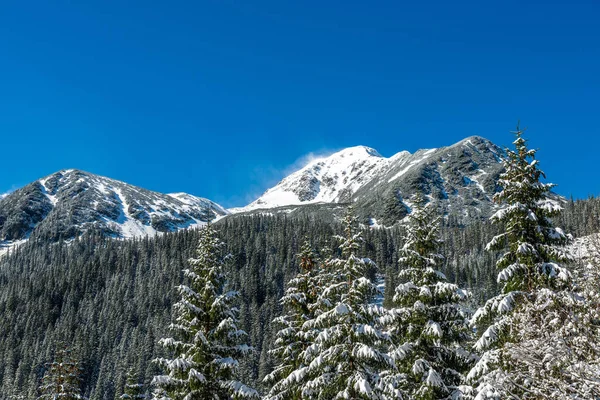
[
  {"x1": 38, "y1": 346, "x2": 86, "y2": 400},
  {"x1": 300, "y1": 209, "x2": 394, "y2": 399},
  {"x1": 120, "y1": 368, "x2": 145, "y2": 400},
  {"x1": 467, "y1": 126, "x2": 581, "y2": 398},
  {"x1": 263, "y1": 239, "x2": 320, "y2": 400},
  {"x1": 152, "y1": 224, "x2": 259, "y2": 399},
  {"x1": 387, "y1": 194, "x2": 471, "y2": 400}
]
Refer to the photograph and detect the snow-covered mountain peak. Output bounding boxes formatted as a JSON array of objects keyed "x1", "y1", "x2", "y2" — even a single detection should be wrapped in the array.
[
  {"x1": 0, "y1": 170, "x2": 228, "y2": 251},
  {"x1": 297, "y1": 145, "x2": 385, "y2": 173},
  {"x1": 240, "y1": 145, "x2": 391, "y2": 211},
  {"x1": 234, "y1": 136, "x2": 506, "y2": 222},
  {"x1": 389, "y1": 150, "x2": 412, "y2": 160},
  {"x1": 325, "y1": 145, "x2": 383, "y2": 159},
  {"x1": 454, "y1": 135, "x2": 501, "y2": 152}
]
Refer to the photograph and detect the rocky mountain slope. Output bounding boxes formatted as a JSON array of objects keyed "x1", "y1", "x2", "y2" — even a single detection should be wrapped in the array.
[
  {"x1": 0, "y1": 169, "x2": 228, "y2": 254},
  {"x1": 0, "y1": 136, "x2": 507, "y2": 254},
  {"x1": 233, "y1": 136, "x2": 506, "y2": 225}
]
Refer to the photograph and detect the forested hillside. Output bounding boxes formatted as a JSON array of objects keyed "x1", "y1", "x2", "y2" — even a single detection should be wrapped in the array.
[{"x1": 0, "y1": 195, "x2": 597, "y2": 399}]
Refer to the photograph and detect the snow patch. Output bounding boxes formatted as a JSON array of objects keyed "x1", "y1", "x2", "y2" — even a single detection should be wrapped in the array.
[
  {"x1": 112, "y1": 187, "x2": 160, "y2": 238},
  {"x1": 38, "y1": 177, "x2": 58, "y2": 206},
  {"x1": 388, "y1": 149, "x2": 437, "y2": 183},
  {"x1": 0, "y1": 239, "x2": 28, "y2": 258},
  {"x1": 464, "y1": 169, "x2": 488, "y2": 193}
]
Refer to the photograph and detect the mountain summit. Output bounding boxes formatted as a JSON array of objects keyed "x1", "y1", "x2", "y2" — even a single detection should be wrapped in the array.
[
  {"x1": 240, "y1": 145, "x2": 389, "y2": 211},
  {"x1": 234, "y1": 136, "x2": 505, "y2": 225},
  {"x1": 0, "y1": 169, "x2": 228, "y2": 253}
]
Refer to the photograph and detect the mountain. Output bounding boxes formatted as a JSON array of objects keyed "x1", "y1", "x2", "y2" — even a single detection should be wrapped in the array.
[
  {"x1": 239, "y1": 146, "x2": 390, "y2": 210},
  {"x1": 0, "y1": 136, "x2": 506, "y2": 255},
  {"x1": 233, "y1": 136, "x2": 506, "y2": 225},
  {"x1": 0, "y1": 169, "x2": 228, "y2": 254}
]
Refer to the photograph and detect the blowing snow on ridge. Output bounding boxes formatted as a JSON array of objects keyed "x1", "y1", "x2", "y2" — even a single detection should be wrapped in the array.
[
  {"x1": 238, "y1": 146, "x2": 390, "y2": 211},
  {"x1": 234, "y1": 136, "x2": 506, "y2": 224}
]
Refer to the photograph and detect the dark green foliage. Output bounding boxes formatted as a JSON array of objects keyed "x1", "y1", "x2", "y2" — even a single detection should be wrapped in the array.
[
  {"x1": 389, "y1": 194, "x2": 471, "y2": 399},
  {"x1": 263, "y1": 239, "x2": 320, "y2": 400},
  {"x1": 153, "y1": 224, "x2": 257, "y2": 399},
  {"x1": 485, "y1": 127, "x2": 572, "y2": 293},
  {"x1": 298, "y1": 209, "x2": 393, "y2": 399},
  {"x1": 0, "y1": 195, "x2": 595, "y2": 397},
  {"x1": 467, "y1": 127, "x2": 582, "y2": 399},
  {"x1": 120, "y1": 368, "x2": 145, "y2": 399},
  {"x1": 380, "y1": 190, "x2": 409, "y2": 226},
  {"x1": 38, "y1": 346, "x2": 85, "y2": 399}
]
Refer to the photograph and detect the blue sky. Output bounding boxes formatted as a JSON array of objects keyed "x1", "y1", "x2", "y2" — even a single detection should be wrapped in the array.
[{"x1": 1, "y1": 0, "x2": 599, "y2": 207}]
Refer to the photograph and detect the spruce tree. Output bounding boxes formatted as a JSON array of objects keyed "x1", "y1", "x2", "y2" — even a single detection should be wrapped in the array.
[
  {"x1": 38, "y1": 346, "x2": 85, "y2": 400},
  {"x1": 120, "y1": 368, "x2": 145, "y2": 399},
  {"x1": 152, "y1": 224, "x2": 259, "y2": 399},
  {"x1": 263, "y1": 239, "x2": 320, "y2": 400},
  {"x1": 387, "y1": 193, "x2": 471, "y2": 400},
  {"x1": 149, "y1": 387, "x2": 169, "y2": 400},
  {"x1": 467, "y1": 126, "x2": 580, "y2": 398},
  {"x1": 300, "y1": 209, "x2": 394, "y2": 399}
]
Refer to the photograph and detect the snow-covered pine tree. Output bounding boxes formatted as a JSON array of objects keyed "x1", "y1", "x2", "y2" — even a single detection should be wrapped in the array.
[
  {"x1": 150, "y1": 387, "x2": 169, "y2": 400},
  {"x1": 300, "y1": 208, "x2": 394, "y2": 399},
  {"x1": 120, "y1": 368, "x2": 145, "y2": 399},
  {"x1": 263, "y1": 239, "x2": 320, "y2": 400},
  {"x1": 387, "y1": 193, "x2": 471, "y2": 400},
  {"x1": 467, "y1": 126, "x2": 583, "y2": 398},
  {"x1": 38, "y1": 346, "x2": 86, "y2": 400},
  {"x1": 483, "y1": 226, "x2": 600, "y2": 398},
  {"x1": 152, "y1": 224, "x2": 259, "y2": 400}
]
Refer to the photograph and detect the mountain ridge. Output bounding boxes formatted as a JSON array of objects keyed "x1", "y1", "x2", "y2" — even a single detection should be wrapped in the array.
[
  {"x1": 0, "y1": 169, "x2": 228, "y2": 255},
  {"x1": 1, "y1": 135, "x2": 506, "y2": 255},
  {"x1": 233, "y1": 136, "x2": 506, "y2": 225}
]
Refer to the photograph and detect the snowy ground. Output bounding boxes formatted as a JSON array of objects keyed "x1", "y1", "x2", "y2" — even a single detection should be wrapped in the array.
[
  {"x1": 570, "y1": 233, "x2": 600, "y2": 261},
  {"x1": 0, "y1": 239, "x2": 28, "y2": 258}
]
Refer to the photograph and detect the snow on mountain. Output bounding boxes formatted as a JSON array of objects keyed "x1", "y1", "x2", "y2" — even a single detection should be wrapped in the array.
[
  {"x1": 0, "y1": 238, "x2": 27, "y2": 258},
  {"x1": 234, "y1": 136, "x2": 506, "y2": 224},
  {"x1": 238, "y1": 146, "x2": 401, "y2": 212},
  {"x1": 0, "y1": 136, "x2": 508, "y2": 254},
  {"x1": 0, "y1": 169, "x2": 228, "y2": 252},
  {"x1": 167, "y1": 192, "x2": 229, "y2": 218}
]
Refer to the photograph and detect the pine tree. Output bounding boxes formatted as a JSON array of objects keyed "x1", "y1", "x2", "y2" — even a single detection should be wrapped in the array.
[
  {"x1": 152, "y1": 224, "x2": 259, "y2": 399},
  {"x1": 263, "y1": 239, "x2": 320, "y2": 400},
  {"x1": 299, "y1": 208, "x2": 394, "y2": 399},
  {"x1": 387, "y1": 193, "x2": 471, "y2": 400},
  {"x1": 467, "y1": 126, "x2": 582, "y2": 398},
  {"x1": 38, "y1": 346, "x2": 86, "y2": 400},
  {"x1": 149, "y1": 387, "x2": 169, "y2": 400},
  {"x1": 120, "y1": 368, "x2": 145, "y2": 399}
]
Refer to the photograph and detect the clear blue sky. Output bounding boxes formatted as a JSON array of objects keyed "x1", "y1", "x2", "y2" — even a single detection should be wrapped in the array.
[{"x1": 1, "y1": 0, "x2": 599, "y2": 207}]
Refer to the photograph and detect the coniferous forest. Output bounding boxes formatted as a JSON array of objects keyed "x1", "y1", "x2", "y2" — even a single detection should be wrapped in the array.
[
  {"x1": 3, "y1": 0, "x2": 600, "y2": 396},
  {"x1": 1, "y1": 134, "x2": 600, "y2": 399}
]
